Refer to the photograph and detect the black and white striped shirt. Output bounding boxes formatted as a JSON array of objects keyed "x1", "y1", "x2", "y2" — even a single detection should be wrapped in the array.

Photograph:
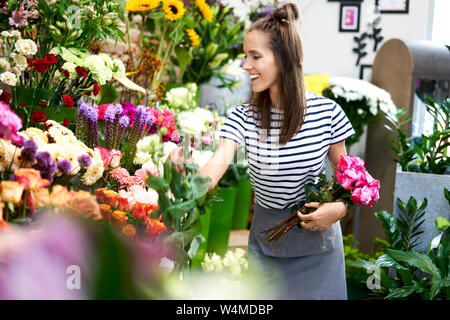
[{"x1": 219, "y1": 91, "x2": 356, "y2": 210}]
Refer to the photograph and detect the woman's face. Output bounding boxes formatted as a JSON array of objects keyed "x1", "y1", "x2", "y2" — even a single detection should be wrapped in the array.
[{"x1": 242, "y1": 30, "x2": 278, "y2": 95}]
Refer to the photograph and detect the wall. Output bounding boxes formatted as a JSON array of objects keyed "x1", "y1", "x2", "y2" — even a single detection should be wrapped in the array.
[{"x1": 297, "y1": 0, "x2": 435, "y2": 78}]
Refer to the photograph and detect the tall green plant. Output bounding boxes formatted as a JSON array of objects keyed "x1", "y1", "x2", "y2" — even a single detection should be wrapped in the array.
[{"x1": 145, "y1": 159, "x2": 217, "y2": 275}]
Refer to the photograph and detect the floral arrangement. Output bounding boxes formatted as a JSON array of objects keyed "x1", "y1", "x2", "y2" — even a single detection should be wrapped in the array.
[
  {"x1": 201, "y1": 248, "x2": 248, "y2": 277},
  {"x1": 0, "y1": 117, "x2": 104, "y2": 186},
  {"x1": 320, "y1": 76, "x2": 398, "y2": 146},
  {"x1": 124, "y1": 0, "x2": 216, "y2": 102},
  {"x1": 262, "y1": 155, "x2": 380, "y2": 242}
]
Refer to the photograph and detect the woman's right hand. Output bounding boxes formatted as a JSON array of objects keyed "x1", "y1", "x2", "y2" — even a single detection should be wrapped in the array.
[{"x1": 168, "y1": 147, "x2": 192, "y2": 173}]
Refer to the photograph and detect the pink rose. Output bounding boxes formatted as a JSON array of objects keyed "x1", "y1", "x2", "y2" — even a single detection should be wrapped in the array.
[{"x1": 95, "y1": 146, "x2": 112, "y2": 168}]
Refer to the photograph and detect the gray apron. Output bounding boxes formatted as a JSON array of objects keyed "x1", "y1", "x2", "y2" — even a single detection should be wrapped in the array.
[{"x1": 248, "y1": 201, "x2": 347, "y2": 300}]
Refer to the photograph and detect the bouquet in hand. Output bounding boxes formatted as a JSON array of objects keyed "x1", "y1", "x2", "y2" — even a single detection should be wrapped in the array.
[{"x1": 261, "y1": 155, "x2": 380, "y2": 243}]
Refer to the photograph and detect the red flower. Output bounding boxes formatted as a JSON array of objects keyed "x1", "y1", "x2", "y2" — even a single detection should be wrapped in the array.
[
  {"x1": 62, "y1": 95, "x2": 74, "y2": 108},
  {"x1": 38, "y1": 101, "x2": 47, "y2": 108},
  {"x1": 0, "y1": 91, "x2": 11, "y2": 104},
  {"x1": 27, "y1": 59, "x2": 34, "y2": 68},
  {"x1": 43, "y1": 54, "x2": 58, "y2": 65},
  {"x1": 31, "y1": 110, "x2": 46, "y2": 123},
  {"x1": 32, "y1": 59, "x2": 48, "y2": 73},
  {"x1": 44, "y1": 122, "x2": 53, "y2": 131},
  {"x1": 75, "y1": 66, "x2": 88, "y2": 77},
  {"x1": 63, "y1": 118, "x2": 70, "y2": 127},
  {"x1": 85, "y1": 91, "x2": 92, "y2": 96},
  {"x1": 93, "y1": 83, "x2": 100, "y2": 96},
  {"x1": 58, "y1": 68, "x2": 70, "y2": 77},
  {"x1": 20, "y1": 103, "x2": 26, "y2": 108}
]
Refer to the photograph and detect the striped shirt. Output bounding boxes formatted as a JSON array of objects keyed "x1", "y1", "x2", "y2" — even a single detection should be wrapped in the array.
[{"x1": 219, "y1": 91, "x2": 356, "y2": 210}]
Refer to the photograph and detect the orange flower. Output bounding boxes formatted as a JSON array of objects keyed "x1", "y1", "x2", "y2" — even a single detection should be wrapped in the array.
[
  {"x1": 100, "y1": 204, "x2": 112, "y2": 220},
  {"x1": 27, "y1": 188, "x2": 50, "y2": 209},
  {"x1": 97, "y1": 189, "x2": 118, "y2": 207},
  {"x1": 95, "y1": 188, "x2": 109, "y2": 203},
  {"x1": 111, "y1": 210, "x2": 128, "y2": 224},
  {"x1": 49, "y1": 185, "x2": 69, "y2": 208},
  {"x1": 0, "y1": 181, "x2": 25, "y2": 204},
  {"x1": 132, "y1": 201, "x2": 155, "y2": 219},
  {"x1": 121, "y1": 224, "x2": 136, "y2": 237},
  {"x1": 0, "y1": 202, "x2": 9, "y2": 231},
  {"x1": 14, "y1": 168, "x2": 50, "y2": 190},
  {"x1": 66, "y1": 190, "x2": 102, "y2": 220},
  {"x1": 144, "y1": 217, "x2": 166, "y2": 237},
  {"x1": 117, "y1": 196, "x2": 131, "y2": 212}
]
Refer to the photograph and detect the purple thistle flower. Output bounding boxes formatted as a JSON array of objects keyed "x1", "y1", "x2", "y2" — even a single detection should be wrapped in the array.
[
  {"x1": 78, "y1": 154, "x2": 92, "y2": 168},
  {"x1": 21, "y1": 139, "x2": 38, "y2": 162},
  {"x1": 33, "y1": 151, "x2": 56, "y2": 181},
  {"x1": 57, "y1": 159, "x2": 72, "y2": 175}
]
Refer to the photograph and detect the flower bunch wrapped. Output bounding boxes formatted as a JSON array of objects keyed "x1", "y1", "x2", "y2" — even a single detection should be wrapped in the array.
[
  {"x1": 0, "y1": 119, "x2": 104, "y2": 186},
  {"x1": 261, "y1": 155, "x2": 380, "y2": 243}
]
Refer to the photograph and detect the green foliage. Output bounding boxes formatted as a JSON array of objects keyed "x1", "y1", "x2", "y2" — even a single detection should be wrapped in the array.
[
  {"x1": 385, "y1": 98, "x2": 450, "y2": 174},
  {"x1": 348, "y1": 195, "x2": 450, "y2": 300},
  {"x1": 218, "y1": 163, "x2": 249, "y2": 188},
  {"x1": 173, "y1": 5, "x2": 245, "y2": 87},
  {"x1": 146, "y1": 159, "x2": 217, "y2": 275}
]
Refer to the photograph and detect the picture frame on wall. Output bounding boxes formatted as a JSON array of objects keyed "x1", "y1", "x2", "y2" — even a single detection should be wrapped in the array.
[
  {"x1": 339, "y1": 2, "x2": 361, "y2": 33},
  {"x1": 375, "y1": 0, "x2": 409, "y2": 14}
]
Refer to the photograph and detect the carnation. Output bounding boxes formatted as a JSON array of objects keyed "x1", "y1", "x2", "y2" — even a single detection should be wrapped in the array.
[
  {"x1": 14, "y1": 39, "x2": 37, "y2": 56},
  {"x1": 0, "y1": 58, "x2": 10, "y2": 72},
  {"x1": 0, "y1": 71, "x2": 18, "y2": 86}
]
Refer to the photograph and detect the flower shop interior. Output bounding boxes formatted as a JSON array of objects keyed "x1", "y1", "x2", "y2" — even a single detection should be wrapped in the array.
[{"x1": 0, "y1": 0, "x2": 449, "y2": 301}]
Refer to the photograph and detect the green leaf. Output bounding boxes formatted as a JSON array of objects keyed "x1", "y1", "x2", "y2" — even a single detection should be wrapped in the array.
[
  {"x1": 146, "y1": 175, "x2": 169, "y2": 192},
  {"x1": 385, "y1": 249, "x2": 441, "y2": 279},
  {"x1": 435, "y1": 217, "x2": 450, "y2": 231},
  {"x1": 98, "y1": 84, "x2": 119, "y2": 104},
  {"x1": 187, "y1": 235, "x2": 204, "y2": 259},
  {"x1": 444, "y1": 188, "x2": 450, "y2": 206},
  {"x1": 187, "y1": 174, "x2": 211, "y2": 200},
  {"x1": 167, "y1": 200, "x2": 196, "y2": 220},
  {"x1": 375, "y1": 210, "x2": 400, "y2": 247}
]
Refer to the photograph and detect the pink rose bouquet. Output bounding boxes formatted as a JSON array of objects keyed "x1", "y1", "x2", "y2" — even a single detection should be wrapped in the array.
[{"x1": 262, "y1": 155, "x2": 380, "y2": 242}]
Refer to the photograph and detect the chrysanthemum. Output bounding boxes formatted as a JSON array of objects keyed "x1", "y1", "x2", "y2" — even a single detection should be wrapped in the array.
[
  {"x1": 186, "y1": 28, "x2": 200, "y2": 46},
  {"x1": 126, "y1": 0, "x2": 160, "y2": 12},
  {"x1": 162, "y1": 0, "x2": 185, "y2": 21},
  {"x1": 195, "y1": 0, "x2": 213, "y2": 22}
]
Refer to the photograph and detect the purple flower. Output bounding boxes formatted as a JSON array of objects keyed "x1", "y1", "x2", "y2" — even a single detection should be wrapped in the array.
[
  {"x1": 78, "y1": 154, "x2": 91, "y2": 168},
  {"x1": 121, "y1": 103, "x2": 136, "y2": 123},
  {"x1": 119, "y1": 115, "x2": 130, "y2": 128},
  {"x1": 57, "y1": 159, "x2": 72, "y2": 175},
  {"x1": 21, "y1": 139, "x2": 38, "y2": 162},
  {"x1": 34, "y1": 151, "x2": 56, "y2": 174},
  {"x1": 9, "y1": 6, "x2": 29, "y2": 27},
  {"x1": 105, "y1": 105, "x2": 116, "y2": 123}
]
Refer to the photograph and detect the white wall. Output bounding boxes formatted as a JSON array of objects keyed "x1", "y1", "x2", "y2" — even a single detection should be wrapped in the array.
[{"x1": 296, "y1": 0, "x2": 435, "y2": 78}]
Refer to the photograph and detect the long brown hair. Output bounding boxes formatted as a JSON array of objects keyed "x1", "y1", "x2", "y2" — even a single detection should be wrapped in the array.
[{"x1": 248, "y1": 3, "x2": 307, "y2": 145}]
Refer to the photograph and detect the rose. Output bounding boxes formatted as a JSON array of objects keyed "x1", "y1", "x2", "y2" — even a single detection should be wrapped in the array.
[
  {"x1": 66, "y1": 190, "x2": 102, "y2": 220},
  {"x1": 121, "y1": 224, "x2": 136, "y2": 237},
  {"x1": 63, "y1": 95, "x2": 74, "y2": 108},
  {"x1": 110, "y1": 149, "x2": 122, "y2": 167},
  {"x1": 0, "y1": 180, "x2": 25, "y2": 204},
  {"x1": 14, "y1": 168, "x2": 50, "y2": 190},
  {"x1": 144, "y1": 217, "x2": 166, "y2": 237},
  {"x1": 49, "y1": 185, "x2": 69, "y2": 207},
  {"x1": 30, "y1": 110, "x2": 46, "y2": 123}
]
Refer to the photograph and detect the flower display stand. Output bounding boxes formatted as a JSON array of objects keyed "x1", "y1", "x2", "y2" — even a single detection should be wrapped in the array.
[
  {"x1": 231, "y1": 178, "x2": 252, "y2": 230},
  {"x1": 207, "y1": 187, "x2": 237, "y2": 256},
  {"x1": 393, "y1": 165, "x2": 450, "y2": 253},
  {"x1": 191, "y1": 207, "x2": 212, "y2": 269}
]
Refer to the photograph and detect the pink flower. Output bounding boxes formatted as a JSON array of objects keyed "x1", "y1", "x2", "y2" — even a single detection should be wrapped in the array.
[
  {"x1": 351, "y1": 183, "x2": 379, "y2": 207},
  {"x1": 0, "y1": 101, "x2": 23, "y2": 145},
  {"x1": 129, "y1": 185, "x2": 159, "y2": 205},
  {"x1": 97, "y1": 104, "x2": 113, "y2": 121},
  {"x1": 95, "y1": 146, "x2": 112, "y2": 168},
  {"x1": 337, "y1": 155, "x2": 365, "y2": 172},
  {"x1": 109, "y1": 167, "x2": 130, "y2": 185},
  {"x1": 336, "y1": 171, "x2": 354, "y2": 190},
  {"x1": 201, "y1": 136, "x2": 212, "y2": 145},
  {"x1": 110, "y1": 149, "x2": 122, "y2": 168}
]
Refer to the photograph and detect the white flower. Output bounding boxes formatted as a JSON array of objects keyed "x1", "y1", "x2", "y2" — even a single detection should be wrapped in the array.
[
  {"x1": 220, "y1": 59, "x2": 245, "y2": 80},
  {"x1": 82, "y1": 150, "x2": 104, "y2": 185},
  {"x1": 191, "y1": 149, "x2": 213, "y2": 167},
  {"x1": 0, "y1": 71, "x2": 17, "y2": 86},
  {"x1": 14, "y1": 39, "x2": 37, "y2": 56},
  {"x1": 1, "y1": 31, "x2": 11, "y2": 37},
  {"x1": 177, "y1": 111, "x2": 207, "y2": 136},
  {"x1": 193, "y1": 107, "x2": 215, "y2": 124},
  {"x1": 61, "y1": 62, "x2": 77, "y2": 79},
  {"x1": 13, "y1": 54, "x2": 27, "y2": 71},
  {"x1": 10, "y1": 30, "x2": 21, "y2": 39},
  {"x1": 328, "y1": 76, "x2": 397, "y2": 116},
  {"x1": 166, "y1": 87, "x2": 191, "y2": 110},
  {"x1": 99, "y1": 53, "x2": 114, "y2": 70},
  {"x1": 0, "y1": 58, "x2": 10, "y2": 72}
]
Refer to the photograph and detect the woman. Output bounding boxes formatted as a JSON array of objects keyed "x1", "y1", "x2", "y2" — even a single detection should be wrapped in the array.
[{"x1": 170, "y1": 3, "x2": 355, "y2": 300}]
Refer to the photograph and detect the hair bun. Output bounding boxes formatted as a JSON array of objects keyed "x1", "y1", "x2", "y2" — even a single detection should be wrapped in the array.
[{"x1": 271, "y1": 3, "x2": 299, "y2": 23}]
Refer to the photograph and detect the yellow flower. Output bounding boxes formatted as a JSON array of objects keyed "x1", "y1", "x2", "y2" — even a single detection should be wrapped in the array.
[
  {"x1": 186, "y1": 28, "x2": 200, "y2": 46},
  {"x1": 126, "y1": 0, "x2": 160, "y2": 12},
  {"x1": 196, "y1": 0, "x2": 213, "y2": 22},
  {"x1": 304, "y1": 73, "x2": 330, "y2": 96},
  {"x1": 162, "y1": 0, "x2": 185, "y2": 21}
]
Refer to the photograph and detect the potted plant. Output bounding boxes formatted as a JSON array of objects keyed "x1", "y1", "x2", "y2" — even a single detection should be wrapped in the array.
[{"x1": 385, "y1": 98, "x2": 449, "y2": 253}]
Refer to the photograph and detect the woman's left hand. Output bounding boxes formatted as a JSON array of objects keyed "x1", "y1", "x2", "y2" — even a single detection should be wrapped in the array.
[{"x1": 297, "y1": 202, "x2": 347, "y2": 231}]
